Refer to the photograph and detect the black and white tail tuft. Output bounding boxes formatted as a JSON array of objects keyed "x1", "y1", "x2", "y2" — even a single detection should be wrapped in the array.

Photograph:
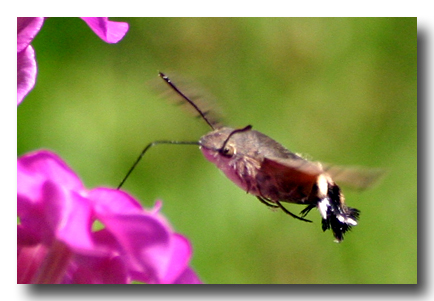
[{"x1": 317, "y1": 183, "x2": 360, "y2": 243}]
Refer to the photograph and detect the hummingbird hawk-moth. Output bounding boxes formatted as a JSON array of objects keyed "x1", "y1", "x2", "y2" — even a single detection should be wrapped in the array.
[{"x1": 118, "y1": 72, "x2": 383, "y2": 243}]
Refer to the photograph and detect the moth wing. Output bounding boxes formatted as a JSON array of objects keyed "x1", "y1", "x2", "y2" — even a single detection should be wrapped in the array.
[
  {"x1": 262, "y1": 156, "x2": 323, "y2": 179},
  {"x1": 323, "y1": 164, "x2": 386, "y2": 190},
  {"x1": 260, "y1": 156, "x2": 323, "y2": 200}
]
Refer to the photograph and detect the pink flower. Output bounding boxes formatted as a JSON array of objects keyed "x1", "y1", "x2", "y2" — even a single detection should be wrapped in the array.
[
  {"x1": 17, "y1": 150, "x2": 201, "y2": 284},
  {"x1": 17, "y1": 17, "x2": 43, "y2": 106},
  {"x1": 81, "y1": 18, "x2": 129, "y2": 44},
  {"x1": 17, "y1": 17, "x2": 129, "y2": 105}
]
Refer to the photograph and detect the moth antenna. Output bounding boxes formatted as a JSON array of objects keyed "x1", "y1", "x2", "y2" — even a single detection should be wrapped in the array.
[
  {"x1": 159, "y1": 72, "x2": 216, "y2": 130},
  {"x1": 219, "y1": 125, "x2": 253, "y2": 153}
]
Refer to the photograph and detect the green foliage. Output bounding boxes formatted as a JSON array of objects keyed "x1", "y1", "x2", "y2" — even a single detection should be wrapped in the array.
[{"x1": 18, "y1": 17, "x2": 417, "y2": 284}]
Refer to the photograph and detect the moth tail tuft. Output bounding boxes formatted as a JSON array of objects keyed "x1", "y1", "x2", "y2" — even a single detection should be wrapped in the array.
[{"x1": 317, "y1": 183, "x2": 360, "y2": 243}]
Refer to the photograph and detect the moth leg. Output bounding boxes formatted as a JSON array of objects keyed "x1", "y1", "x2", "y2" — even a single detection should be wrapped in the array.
[
  {"x1": 257, "y1": 196, "x2": 312, "y2": 223},
  {"x1": 300, "y1": 204, "x2": 316, "y2": 218},
  {"x1": 275, "y1": 201, "x2": 312, "y2": 223},
  {"x1": 256, "y1": 196, "x2": 279, "y2": 208}
]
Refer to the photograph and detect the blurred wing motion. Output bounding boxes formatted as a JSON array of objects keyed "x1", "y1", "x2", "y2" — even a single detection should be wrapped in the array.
[{"x1": 323, "y1": 165, "x2": 386, "y2": 191}]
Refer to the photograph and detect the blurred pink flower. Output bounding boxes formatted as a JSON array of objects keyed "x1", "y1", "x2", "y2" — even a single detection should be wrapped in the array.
[
  {"x1": 17, "y1": 150, "x2": 201, "y2": 284},
  {"x1": 81, "y1": 17, "x2": 129, "y2": 44},
  {"x1": 17, "y1": 17, "x2": 43, "y2": 106},
  {"x1": 17, "y1": 17, "x2": 129, "y2": 105}
]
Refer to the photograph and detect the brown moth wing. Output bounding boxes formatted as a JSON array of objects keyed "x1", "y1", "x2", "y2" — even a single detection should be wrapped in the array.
[
  {"x1": 258, "y1": 156, "x2": 324, "y2": 204},
  {"x1": 323, "y1": 165, "x2": 385, "y2": 190}
]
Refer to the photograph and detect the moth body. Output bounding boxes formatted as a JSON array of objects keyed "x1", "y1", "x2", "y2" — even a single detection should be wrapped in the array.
[{"x1": 200, "y1": 126, "x2": 360, "y2": 242}]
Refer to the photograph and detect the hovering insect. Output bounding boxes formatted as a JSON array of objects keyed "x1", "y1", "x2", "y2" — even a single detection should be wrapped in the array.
[{"x1": 118, "y1": 72, "x2": 383, "y2": 242}]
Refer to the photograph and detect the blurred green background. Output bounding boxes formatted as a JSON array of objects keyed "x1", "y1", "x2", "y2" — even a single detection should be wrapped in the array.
[{"x1": 17, "y1": 17, "x2": 417, "y2": 284}]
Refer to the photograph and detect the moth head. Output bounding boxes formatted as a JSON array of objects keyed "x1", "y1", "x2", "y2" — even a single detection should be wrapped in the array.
[
  {"x1": 199, "y1": 127, "x2": 236, "y2": 162},
  {"x1": 199, "y1": 125, "x2": 252, "y2": 164}
]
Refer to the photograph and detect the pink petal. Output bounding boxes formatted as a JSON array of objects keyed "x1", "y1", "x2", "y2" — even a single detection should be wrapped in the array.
[
  {"x1": 17, "y1": 45, "x2": 37, "y2": 105},
  {"x1": 17, "y1": 244, "x2": 48, "y2": 284},
  {"x1": 17, "y1": 150, "x2": 84, "y2": 200},
  {"x1": 18, "y1": 179, "x2": 95, "y2": 254},
  {"x1": 66, "y1": 255, "x2": 129, "y2": 284},
  {"x1": 17, "y1": 17, "x2": 44, "y2": 53},
  {"x1": 17, "y1": 17, "x2": 44, "y2": 105},
  {"x1": 17, "y1": 181, "x2": 63, "y2": 246},
  {"x1": 159, "y1": 234, "x2": 193, "y2": 284},
  {"x1": 81, "y1": 17, "x2": 128, "y2": 44},
  {"x1": 173, "y1": 267, "x2": 203, "y2": 284},
  {"x1": 98, "y1": 214, "x2": 170, "y2": 272},
  {"x1": 17, "y1": 150, "x2": 92, "y2": 250},
  {"x1": 53, "y1": 191, "x2": 95, "y2": 252},
  {"x1": 89, "y1": 188, "x2": 143, "y2": 215}
]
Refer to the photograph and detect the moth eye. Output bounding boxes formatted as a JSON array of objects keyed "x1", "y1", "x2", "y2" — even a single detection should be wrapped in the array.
[{"x1": 220, "y1": 145, "x2": 235, "y2": 157}]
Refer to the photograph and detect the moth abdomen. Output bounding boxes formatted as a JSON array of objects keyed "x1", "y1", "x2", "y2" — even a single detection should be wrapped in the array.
[{"x1": 317, "y1": 183, "x2": 360, "y2": 243}]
